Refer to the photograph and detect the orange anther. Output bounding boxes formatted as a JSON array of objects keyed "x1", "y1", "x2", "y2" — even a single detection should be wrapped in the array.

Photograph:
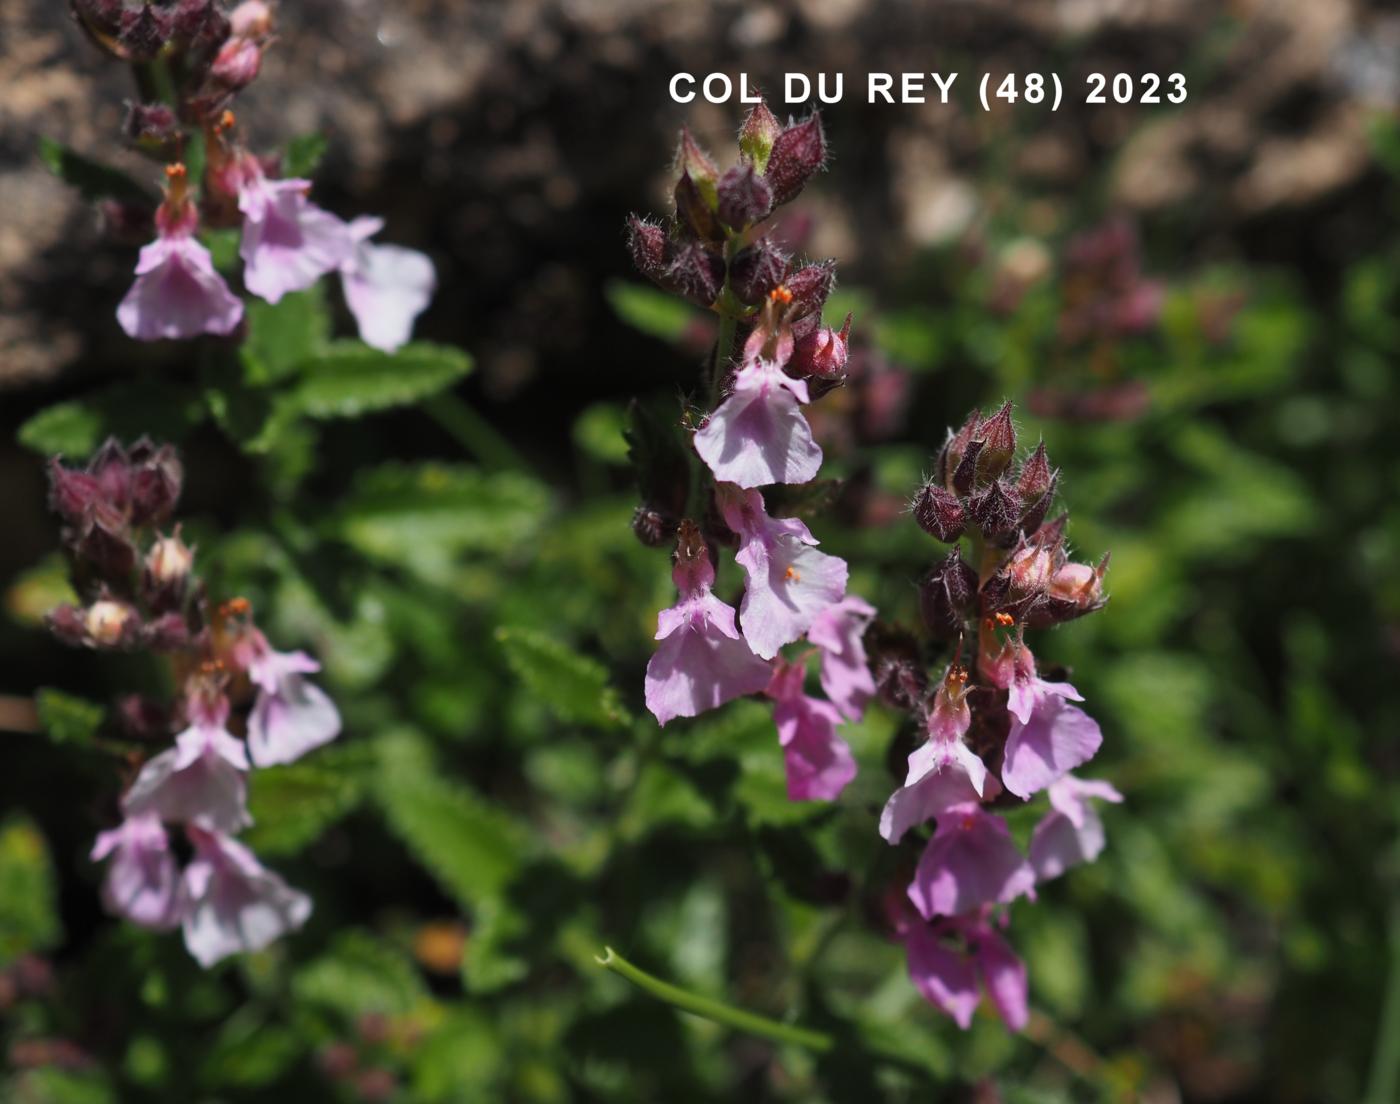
[
  {"x1": 221, "y1": 597, "x2": 251, "y2": 617},
  {"x1": 994, "y1": 612, "x2": 1015, "y2": 627},
  {"x1": 165, "y1": 163, "x2": 187, "y2": 180},
  {"x1": 220, "y1": 110, "x2": 236, "y2": 131},
  {"x1": 783, "y1": 565, "x2": 801, "y2": 582},
  {"x1": 769, "y1": 285, "x2": 794, "y2": 305}
]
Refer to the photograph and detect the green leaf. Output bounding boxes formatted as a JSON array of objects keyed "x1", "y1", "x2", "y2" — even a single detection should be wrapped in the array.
[
  {"x1": 375, "y1": 730, "x2": 531, "y2": 913},
  {"x1": 38, "y1": 137, "x2": 152, "y2": 205},
  {"x1": 34, "y1": 688, "x2": 104, "y2": 747},
  {"x1": 243, "y1": 750, "x2": 367, "y2": 856},
  {"x1": 4, "y1": 555, "x2": 77, "y2": 628},
  {"x1": 242, "y1": 284, "x2": 330, "y2": 385},
  {"x1": 0, "y1": 817, "x2": 61, "y2": 967},
  {"x1": 605, "y1": 280, "x2": 697, "y2": 343},
  {"x1": 333, "y1": 463, "x2": 548, "y2": 584},
  {"x1": 573, "y1": 402, "x2": 631, "y2": 465},
  {"x1": 201, "y1": 228, "x2": 241, "y2": 273},
  {"x1": 292, "y1": 342, "x2": 472, "y2": 419},
  {"x1": 496, "y1": 627, "x2": 632, "y2": 730},
  {"x1": 293, "y1": 930, "x2": 429, "y2": 1017},
  {"x1": 284, "y1": 132, "x2": 329, "y2": 178},
  {"x1": 17, "y1": 383, "x2": 205, "y2": 457}
]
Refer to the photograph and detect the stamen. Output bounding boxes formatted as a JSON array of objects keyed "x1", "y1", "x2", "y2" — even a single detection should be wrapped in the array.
[{"x1": 769, "y1": 285, "x2": 794, "y2": 305}]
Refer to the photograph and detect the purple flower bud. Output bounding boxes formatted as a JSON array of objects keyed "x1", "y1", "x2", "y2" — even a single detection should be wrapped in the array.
[
  {"x1": 919, "y1": 551, "x2": 977, "y2": 640},
  {"x1": 116, "y1": 695, "x2": 172, "y2": 741},
  {"x1": 127, "y1": 442, "x2": 183, "y2": 526},
  {"x1": 625, "y1": 215, "x2": 671, "y2": 284},
  {"x1": 47, "y1": 460, "x2": 102, "y2": 524},
  {"x1": 764, "y1": 114, "x2": 827, "y2": 206},
  {"x1": 791, "y1": 314, "x2": 850, "y2": 378},
  {"x1": 969, "y1": 479, "x2": 1018, "y2": 538},
  {"x1": 716, "y1": 164, "x2": 773, "y2": 231},
  {"x1": 74, "y1": 503, "x2": 138, "y2": 582},
  {"x1": 631, "y1": 505, "x2": 673, "y2": 549},
  {"x1": 124, "y1": 102, "x2": 178, "y2": 145},
  {"x1": 210, "y1": 35, "x2": 261, "y2": 90},
  {"x1": 119, "y1": 4, "x2": 174, "y2": 61},
  {"x1": 911, "y1": 482, "x2": 964, "y2": 543},
  {"x1": 951, "y1": 438, "x2": 983, "y2": 497},
  {"x1": 975, "y1": 402, "x2": 1017, "y2": 481},
  {"x1": 71, "y1": 0, "x2": 124, "y2": 37},
  {"x1": 46, "y1": 604, "x2": 89, "y2": 647},
  {"x1": 866, "y1": 623, "x2": 929, "y2": 710},
  {"x1": 729, "y1": 238, "x2": 789, "y2": 306},
  {"x1": 940, "y1": 409, "x2": 981, "y2": 484},
  {"x1": 784, "y1": 260, "x2": 836, "y2": 320},
  {"x1": 739, "y1": 100, "x2": 783, "y2": 171},
  {"x1": 1018, "y1": 472, "x2": 1058, "y2": 537},
  {"x1": 674, "y1": 170, "x2": 722, "y2": 242},
  {"x1": 172, "y1": 0, "x2": 230, "y2": 44},
  {"x1": 1015, "y1": 441, "x2": 1053, "y2": 503},
  {"x1": 665, "y1": 242, "x2": 724, "y2": 308},
  {"x1": 143, "y1": 611, "x2": 192, "y2": 651}
]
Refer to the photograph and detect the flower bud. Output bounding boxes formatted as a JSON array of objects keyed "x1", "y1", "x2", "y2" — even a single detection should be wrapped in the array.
[
  {"x1": 116, "y1": 695, "x2": 172, "y2": 740},
  {"x1": 144, "y1": 529, "x2": 195, "y2": 610},
  {"x1": 74, "y1": 503, "x2": 138, "y2": 582},
  {"x1": 625, "y1": 215, "x2": 670, "y2": 284},
  {"x1": 674, "y1": 171, "x2": 723, "y2": 243},
  {"x1": 171, "y1": 0, "x2": 229, "y2": 44},
  {"x1": 119, "y1": 4, "x2": 174, "y2": 61},
  {"x1": 1004, "y1": 541, "x2": 1053, "y2": 596},
  {"x1": 867, "y1": 623, "x2": 929, "y2": 710},
  {"x1": 229, "y1": 0, "x2": 273, "y2": 38},
  {"x1": 665, "y1": 242, "x2": 724, "y2": 308},
  {"x1": 211, "y1": 35, "x2": 262, "y2": 90},
  {"x1": 673, "y1": 128, "x2": 719, "y2": 205},
  {"x1": 911, "y1": 482, "x2": 964, "y2": 543},
  {"x1": 47, "y1": 460, "x2": 102, "y2": 525},
  {"x1": 791, "y1": 314, "x2": 850, "y2": 378},
  {"x1": 143, "y1": 611, "x2": 192, "y2": 651},
  {"x1": 1049, "y1": 555, "x2": 1108, "y2": 607},
  {"x1": 739, "y1": 100, "x2": 782, "y2": 172},
  {"x1": 71, "y1": 0, "x2": 124, "y2": 37},
  {"x1": 940, "y1": 409, "x2": 981, "y2": 486},
  {"x1": 729, "y1": 238, "x2": 789, "y2": 305},
  {"x1": 85, "y1": 599, "x2": 137, "y2": 648},
  {"x1": 950, "y1": 438, "x2": 983, "y2": 497},
  {"x1": 764, "y1": 114, "x2": 826, "y2": 206},
  {"x1": 975, "y1": 402, "x2": 1016, "y2": 482},
  {"x1": 1017, "y1": 473, "x2": 1058, "y2": 537},
  {"x1": 46, "y1": 605, "x2": 89, "y2": 647},
  {"x1": 919, "y1": 551, "x2": 977, "y2": 640},
  {"x1": 1015, "y1": 441, "x2": 1053, "y2": 503},
  {"x1": 124, "y1": 102, "x2": 179, "y2": 147},
  {"x1": 716, "y1": 164, "x2": 773, "y2": 230},
  {"x1": 784, "y1": 260, "x2": 835, "y2": 320},
  {"x1": 127, "y1": 441, "x2": 183, "y2": 526},
  {"x1": 969, "y1": 479, "x2": 1018, "y2": 538}
]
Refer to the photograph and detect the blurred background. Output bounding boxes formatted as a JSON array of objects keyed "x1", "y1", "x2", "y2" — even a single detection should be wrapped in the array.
[{"x1": 2, "y1": 0, "x2": 1399, "y2": 1101}]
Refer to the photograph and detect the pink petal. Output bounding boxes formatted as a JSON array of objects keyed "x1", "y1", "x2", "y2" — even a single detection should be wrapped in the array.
[
  {"x1": 974, "y1": 928, "x2": 1029, "y2": 1032},
  {"x1": 806, "y1": 596, "x2": 877, "y2": 722},
  {"x1": 775, "y1": 694, "x2": 856, "y2": 801},
  {"x1": 694, "y1": 361, "x2": 822, "y2": 488},
  {"x1": 117, "y1": 236, "x2": 244, "y2": 341},
  {"x1": 341, "y1": 240, "x2": 436, "y2": 353},
  {"x1": 908, "y1": 805, "x2": 1035, "y2": 919},
  {"x1": 1001, "y1": 698, "x2": 1102, "y2": 800},
  {"x1": 902, "y1": 922, "x2": 981, "y2": 1029}
]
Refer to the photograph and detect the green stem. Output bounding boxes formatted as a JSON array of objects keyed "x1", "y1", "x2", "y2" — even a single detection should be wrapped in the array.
[
  {"x1": 1365, "y1": 901, "x2": 1400, "y2": 1104},
  {"x1": 426, "y1": 393, "x2": 531, "y2": 473},
  {"x1": 710, "y1": 312, "x2": 737, "y2": 408},
  {"x1": 596, "y1": 947, "x2": 833, "y2": 1052}
]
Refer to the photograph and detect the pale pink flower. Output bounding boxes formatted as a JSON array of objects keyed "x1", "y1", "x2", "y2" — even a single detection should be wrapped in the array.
[
  {"x1": 234, "y1": 630, "x2": 340, "y2": 768},
  {"x1": 899, "y1": 909, "x2": 1029, "y2": 1032},
  {"x1": 694, "y1": 346, "x2": 822, "y2": 488},
  {"x1": 90, "y1": 813, "x2": 180, "y2": 930},
  {"x1": 238, "y1": 166, "x2": 352, "y2": 304},
  {"x1": 117, "y1": 205, "x2": 243, "y2": 341},
  {"x1": 989, "y1": 644, "x2": 1102, "y2": 800},
  {"x1": 718, "y1": 485, "x2": 848, "y2": 660},
  {"x1": 180, "y1": 826, "x2": 312, "y2": 967},
  {"x1": 340, "y1": 216, "x2": 436, "y2": 353},
  {"x1": 645, "y1": 537, "x2": 772, "y2": 725},
  {"x1": 908, "y1": 803, "x2": 1034, "y2": 919},
  {"x1": 1030, "y1": 774, "x2": 1123, "y2": 881},
  {"x1": 880, "y1": 669, "x2": 993, "y2": 844},
  {"x1": 767, "y1": 660, "x2": 856, "y2": 801},
  {"x1": 122, "y1": 699, "x2": 250, "y2": 834},
  {"x1": 806, "y1": 595, "x2": 876, "y2": 721}
]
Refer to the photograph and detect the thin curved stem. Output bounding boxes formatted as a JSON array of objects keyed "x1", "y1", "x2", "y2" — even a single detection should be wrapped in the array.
[
  {"x1": 596, "y1": 946, "x2": 833, "y2": 1052},
  {"x1": 1365, "y1": 900, "x2": 1400, "y2": 1104}
]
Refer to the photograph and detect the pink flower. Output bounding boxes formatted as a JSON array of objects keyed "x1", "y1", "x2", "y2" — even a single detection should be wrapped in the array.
[
  {"x1": 117, "y1": 204, "x2": 243, "y2": 341},
  {"x1": 180, "y1": 826, "x2": 312, "y2": 967},
  {"x1": 766, "y1": 660, "x2": 857, "y2": 801},
  {"x1": 1030, "y1": 774, "x2": 1123, "y2": 881},
  {"x1": 899, "y1": 910, "x2": 1029, "y2": 1032},
  {"x1": 989, "y1": 644, "x2": 1102, "y2": 800},
  {"x1": 806, "y1": 595, "x2": 876, "y2": 721},
  {"x1": 238, "y1": 166, "x2": 352, "y2": 304},
  {"x1": 90, "y1": 814, "x2": 180, "y2": 930},
  {"x1": 644, "y1": 528, "x2": 772, "y2": 726},
  {"x1": 122, "y1": 699, "x2": 251, "y2": 834},
  {"x1": 908, "y1": 803, "x2": 1034, "y2": 919},
  {"x1": 694, "y1": 346, "x2": 822, "y2": 488},
  {"x1": 880, "y1": 667, "x2": 991, "y2": 844},
  {"x1": 340, "y1": 216, "x2": 436, "y2": 352},
  {"x1": 235, "y1": 631, "x2": 341, "y2": 768},
  {"x1": 718, "y1": 486, "x2": 848, "y2": 660}
]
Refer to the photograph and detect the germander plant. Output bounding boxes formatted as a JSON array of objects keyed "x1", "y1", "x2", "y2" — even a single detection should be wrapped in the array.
[{"x1": 620, "y1": 104, "x2": 1117, "y2": 1034}]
